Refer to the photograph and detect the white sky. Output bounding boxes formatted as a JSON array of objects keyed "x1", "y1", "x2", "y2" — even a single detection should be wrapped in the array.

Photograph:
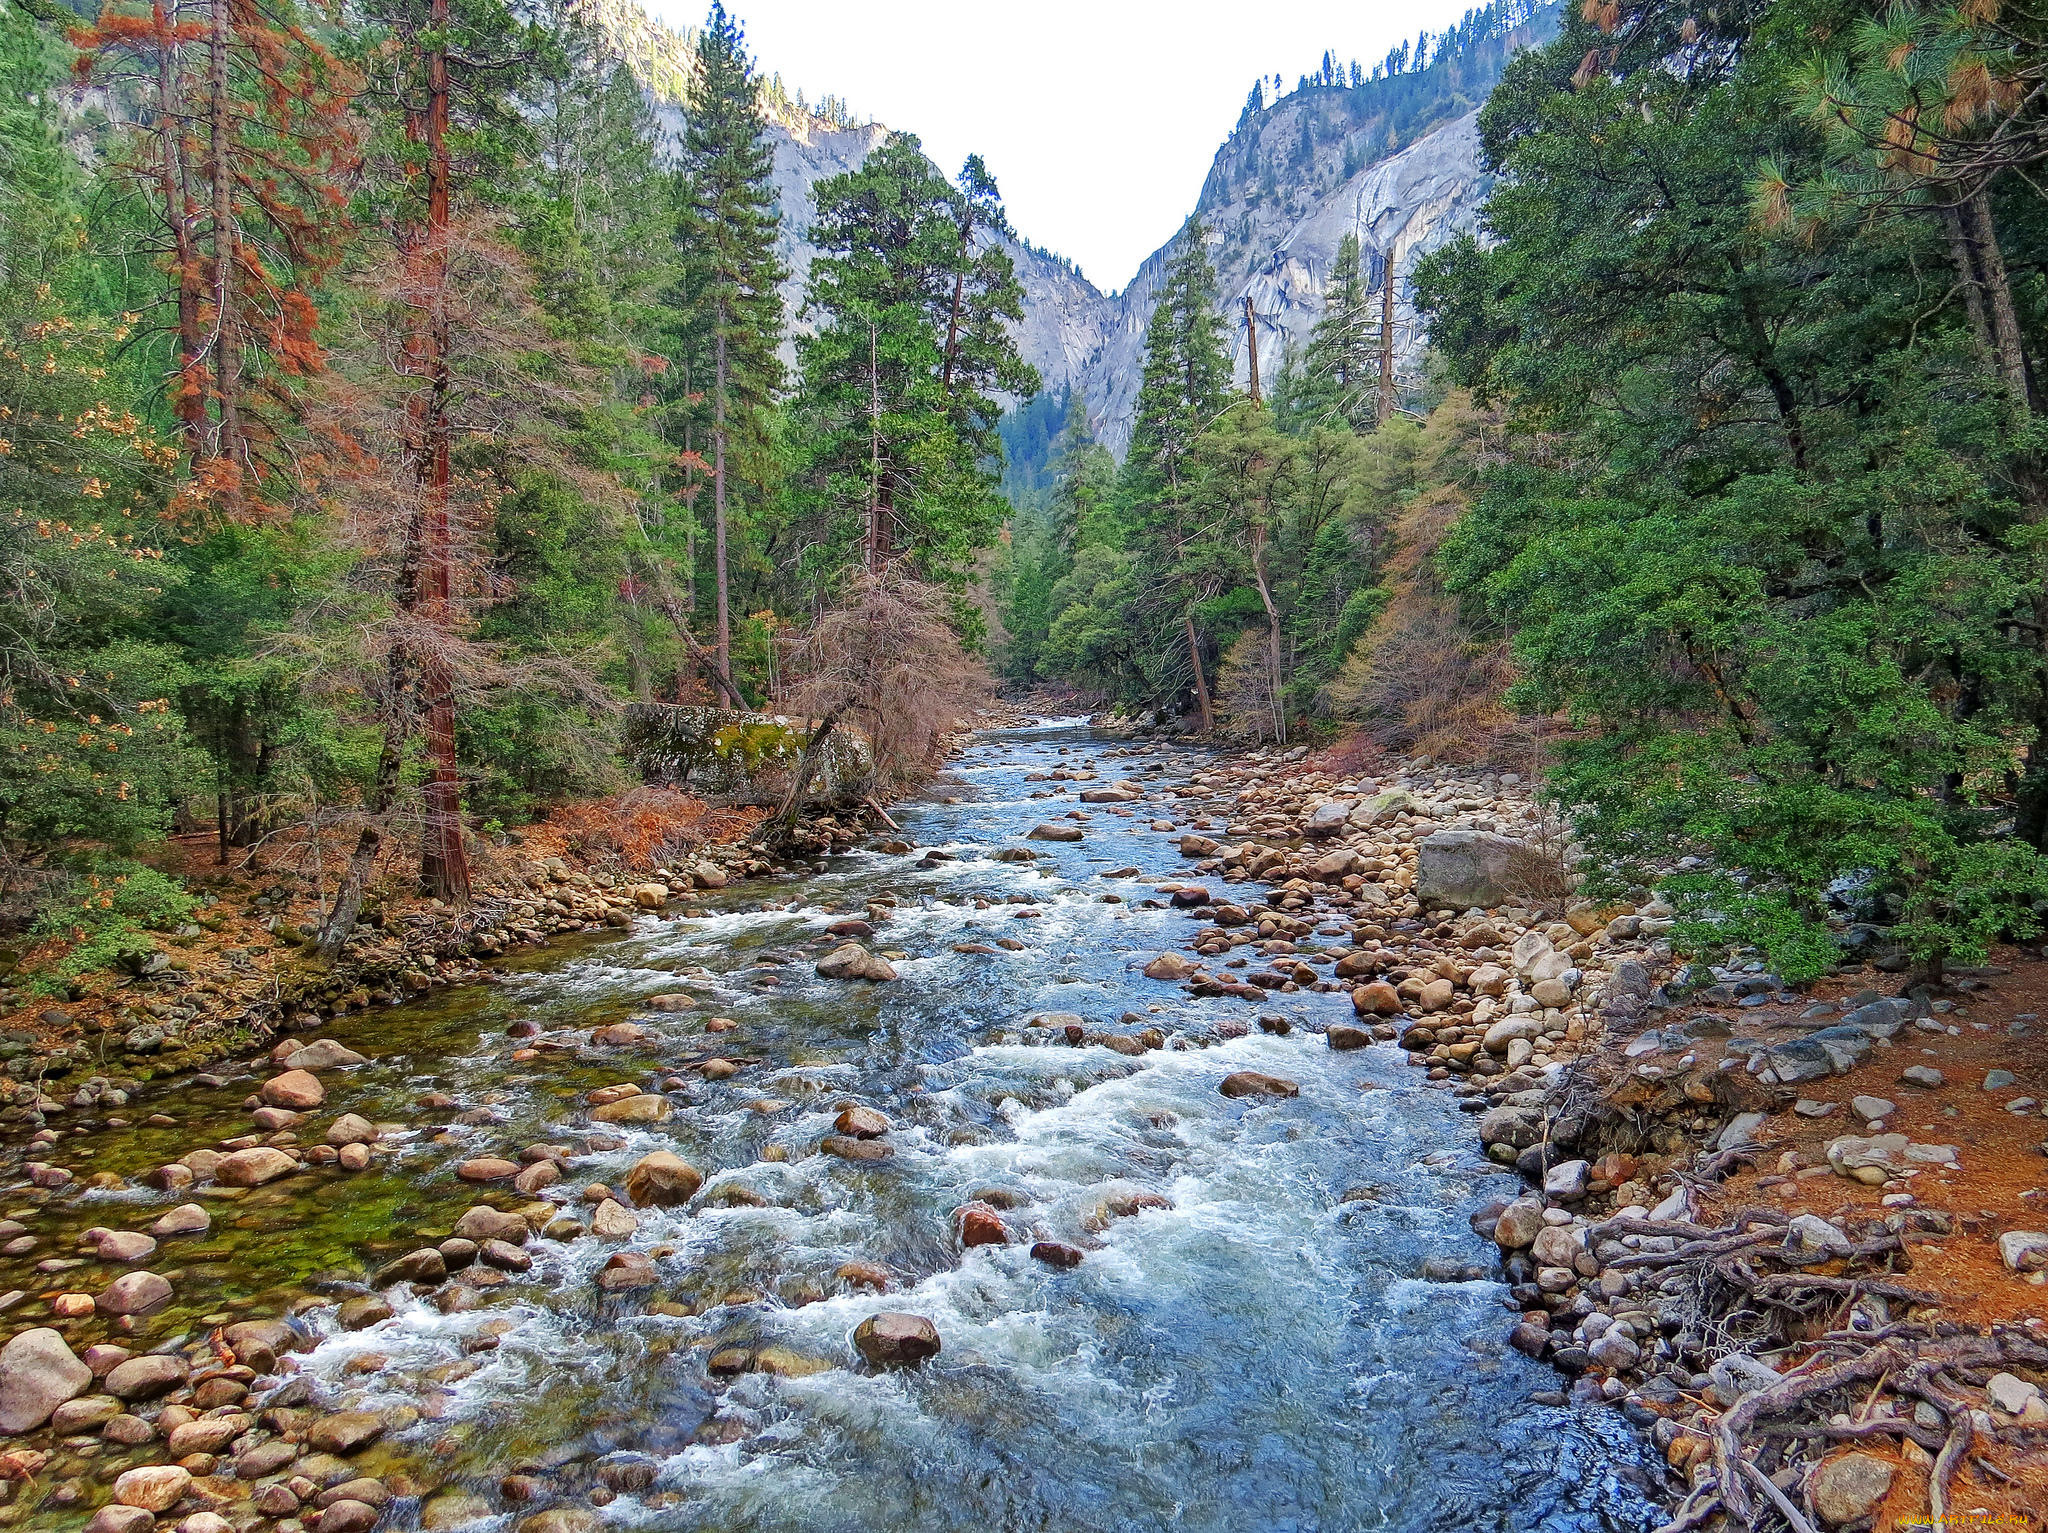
[{"x1": 642, "y1": 0, "x2": 1490, "y2": 295}]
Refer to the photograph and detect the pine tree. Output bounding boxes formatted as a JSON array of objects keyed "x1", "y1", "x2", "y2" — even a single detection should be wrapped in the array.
[
  {"x1": 1295, "y1": 232, "x2": 1379, "y2": 432},
  {"x1": 71, "y1": 0, "x2": 357, "y2": 517},
  {"x1": 1124, "y1": 218, "x2": 1233, "y2": 728},
  {"x1": 1127, "y1": 218, "x2": 1230, "y2": 496},
  {"x1": 797, "y1": 133, "x2": 1037, "y2": 587},
  {"x1": 675, "y1": 1, "x2": 784, "y2": 699}
]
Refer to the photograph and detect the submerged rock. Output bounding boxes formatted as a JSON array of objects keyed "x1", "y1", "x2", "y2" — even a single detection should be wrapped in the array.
[
  {"x1": 1219, "y1": 1071, "x2": 1298, "y2": 1100},
  {"x1": 816, "y1": 943, "x2": 898, "y2": 981},
  {"x1": 0, "y1": 1327, "x2": 91, "y2": 1433}
]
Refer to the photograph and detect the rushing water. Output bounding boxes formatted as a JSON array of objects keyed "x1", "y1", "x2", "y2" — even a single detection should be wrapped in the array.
[{"x1": 23, "y1": 720, "x2": 1663, "y2": 1533}]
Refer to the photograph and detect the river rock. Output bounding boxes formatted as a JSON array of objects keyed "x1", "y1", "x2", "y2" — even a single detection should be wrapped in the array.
[
  {"x1": 112, "y1": 1464, "x2": 191, "y2": 1512},
  {"x1": 590, "y1": 1199, "x2": 638, "y2": 1240},
  {"x1": 1351, "y1": 981, "x2": 1402, "y2": 1016},
  {"x1": 86, "y1": 1229, "x2": 156, "y2": 1263},
  {"x1": 1492, "y1": 1198, "x2": 1545, "y2": 1250},
  {"x1": 306, "y1": 1411, "x2": 384, "y2": 1455},
  {"x1": 592, "y1": 1093, "x2": 671, "y2": 1124},
  {"x1": 97, "y1": 1271, "x2": 173, "y2": 1317},
  {"x1": 317, "y1": 1114, "x2": 376, "y2": 1149},
  {"x1": 1026, "y1": 823, "x2": 1084, "y2": 842},
  {"x1": 645, "y1": 993, "x2": 697, "y2": 1011},
  {"x1": 1030, "y1": 1241, "x2": 1084, "y2": 1269},
  {"x1": 337, "y1": 1297, "x2": 393, "y2": 1330},
  {"x1": 1143, "y1": 952, "x2": 1197, "y2": 981},
  {"x1": 955, "y1": 1202, "x2": 1009, "y2": 1247},
  {"x1": 216, "y1": 1146, "x2": 297, "y2": 1187},
  {"x1": 84, "y1": 1506, "x2": 155, "y2": 1533},
  {"x1": 822, "y1": 1134, "x2": 892, "y2": 1161},
  {"x1": 1326, "y1": 1024, "x2": 1372, "y2": 1050},
  {"x1": 261, "y1": 1069, "x2": 326, "y2": 1110},
  {"x1": 1219, "y1": 1071, "x2": 1298, "y2": 1099},
  {"x1": 623, "y1": 1151, "x2": 702, "y2": 1207},
  {"x1": 457, "y1": 1158, "x2": 520, "y2": 1183},
  {"x1": 1998, "y1": 1230, "x2": 2048, "y2": 1272},
  {"x1": 422, "y1": 1494, "x2": 493, "y2": 1531},
  {"x1": 517, "y1": 1511, "x2": 597, "y2": 1533},
  {"x1": 816, "y1": 943, "x2": 897, "y2": 981},
  {"x1": 0, "y1": 1327, "x2": 91, "y2": 1432},
  {"x1": 317, "y1": 1500, "x2": 381, "y2": 1533},
  {"x1": 595, "y1": 1252, "x2": 656, "y2": 1290},
  {"x1": 1413, "y1": 830, "x2": 1526, "y2": 910},
  {"x1": 52, "y1": 1393, "x2": 122, "y2": 1433},
  {"x1": 853, "y1": 1312, "x2": 940, "y2": 1367},
  {"x1": 283, "y1": 1040, "x2": 367, "y2": 1071},
  {"x1": 150, "y1": 1204, "x2": 210, "y2": 1237},
  {"x1": 834, "y1": 1106, "x2": 890, "y2": 1139},
  {"x1": 452, "y1": 1207, "x2": 529, "y2": 1244},
  {"x1": 1809, "y1": 1451, "x2": 1894, "y2": 1526},
  {"x1": 374, "y1": 1249, "x2": 446, "y2": 1285},
  {"x1": 105, "y1": 1354, "x2": 187, "y2": 1401}
]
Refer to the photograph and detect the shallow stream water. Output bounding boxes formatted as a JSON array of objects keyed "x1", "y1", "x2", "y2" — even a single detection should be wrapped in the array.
[{"x1": 26, "y1": 720, "x2": 1662, "y2": 1533}]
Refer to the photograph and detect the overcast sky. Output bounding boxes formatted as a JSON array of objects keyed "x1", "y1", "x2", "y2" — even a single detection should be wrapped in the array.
[{"x1": 642, "y1": 0, "x2": 1490, "y2": 295}]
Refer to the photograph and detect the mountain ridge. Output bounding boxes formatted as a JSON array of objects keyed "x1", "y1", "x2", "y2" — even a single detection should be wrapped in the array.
[{"x1": 583, "y1": 0, "x2": 1556, "y2": 453}]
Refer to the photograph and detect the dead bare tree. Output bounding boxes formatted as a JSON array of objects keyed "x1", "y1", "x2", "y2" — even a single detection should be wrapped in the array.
[{"x1": 756, "y1": 567, "x2": 990, "y2": 845}]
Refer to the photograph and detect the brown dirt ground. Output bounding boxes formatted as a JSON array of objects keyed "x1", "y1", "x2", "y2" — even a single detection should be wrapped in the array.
[
  {"x1": 0, "y1": 787, "x2": 760, "y2": 1056},
  {"x1": 1671, "y1": 948, "x2": 2048, "y2": 1527}
]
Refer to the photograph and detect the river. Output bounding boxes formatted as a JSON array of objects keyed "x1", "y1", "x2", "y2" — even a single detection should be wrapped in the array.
[{"x1": 20, "y1": 719, "x2": 1662, "y2": 1533}]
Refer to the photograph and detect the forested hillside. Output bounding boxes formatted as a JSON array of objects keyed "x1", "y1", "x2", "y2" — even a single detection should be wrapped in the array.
[{"x1": 0, "y1": 0, "x2": 1022, "y2": 973}]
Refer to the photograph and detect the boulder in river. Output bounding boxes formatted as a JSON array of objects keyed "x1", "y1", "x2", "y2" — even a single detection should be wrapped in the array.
[
  {"x1": 596, "y1": 1252, "x2": 657, "y2": 1291},
  {"x1": 453, "y1": 1207, "x2": 529, "y2": 1244},
  {"x1": 1325, "y1": 1024, "x2": 1372, "y2": 1051},
  {"x1": 1143, "y1": 952, "x2": 1197, "y2": 981},
  {"x1": 306, "y1": 1410, "x2": 385, "y2": 1454},
  {"x1": 216, "y1": 1147, "x2": 297, "y2": 1187},
  {"x1": 0, "y1": 1327, "x2": 91, "y2": 1433},
  {"x1": 623, "y1": 1151, "x2": 703, "y2": 1207},
  {"x1": 283, "y1": 1039, "x2": 368, "y2": 1071},
  {"x1": 261, "y1": 1069, "x2": 326, "y2": 1110},
  {"x1": 325, "y1": 1114, "x2": 378, "y2": 1147},
  {"x1": 112, "y1": 1465, "x2": 191, "y2": 1512},
  {"x1": 1026, "y1": 823, "x2": 1083, "y2": 842},
  {"x1": 591, "y1": 1093, "x2": 671, "y2": 1125},
  {"x1": 954, "y1": 1202, "x2": 1009, "y2": 1247},
  {"x1": 816, "y1": 943, "x2": 897, "y2": 981},
  {"x1": 457, "y1": 1158, "x2": 521, "y2": 1183},
  {"x1": 1030, "y1": 1241, "x2": 1084, "y2": 1269},
  {"x1": 853, "y1": 1312, "x2": 941, "y2": 1367},
  {"x1": 834, "y1": 1105, "x2": 890, "y2": 1139},
  {"x1": 1219, "y1": 1071, "x2": 1299, "y2": 1100},
  {"x1": 96, "y1": 1271, "x2": 174, "y2": 1317},
  {"x1": 104, "y1": 1354, "x2": 186, "y2": 1402}
]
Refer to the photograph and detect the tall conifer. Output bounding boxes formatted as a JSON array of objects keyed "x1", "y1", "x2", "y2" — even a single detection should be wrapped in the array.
[{"x1": 675, "y1": 3, "x2": 784, "y2": 696}]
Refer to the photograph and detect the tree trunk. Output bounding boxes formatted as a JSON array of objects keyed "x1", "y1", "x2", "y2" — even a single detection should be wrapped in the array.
[
  {"x1": 1377, "y1": 247, "x2": 1396, "y2": 426},
  {"x1": 1941, "y1": 202, "x2": 1996, "y2": 373},
  {"x1": 712, "y1": 312, "x2": 732, "y2": 693},
  {"x1": 155, "y1": 1, "x2": 207, "y2": 449},
  {"x1": 1251, "y1": 527, "x2": 1286, "y2": 745},
  {"x1": 867, "y1": 322, "x2": 885, "y2": 573},
  {"x1": 759, "y1": 707, "x2": 846, "y2": 846},
  {"x1": 205, "y1": 0, "x2": 242, "y2": 484},
  {"x1": 1962, "y1": 184, "x2": 2034, "y2": 414},
  {"x1": 1244, "y1": 295, "x2": 1261, "y2": 405},
  {"x1": 1184, "y1": 609, "x2": 1214, "y2": 734},
  {"x1": 640, "y1": 552, "x2": 749, "y2": 709},
  {"x1": 416, "y1": 0, "x2": 469, "y2": 904},
  {"x1": 313, "y1": 724, "x2": 400, "y2": 963}
]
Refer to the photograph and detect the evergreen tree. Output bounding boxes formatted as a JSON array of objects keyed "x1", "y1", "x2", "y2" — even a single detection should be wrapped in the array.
[
  {"x1": 675, "y1": 2, "x2": 784, "y2": 698},
  {"x1": 1127, "y1": 218, "x2": 1231, "y2": 496},
  {"x1": 1294, "y1": 232, "x2": 1380, "y2": 431},
  {"x1": 796, "y1": 133, "x2": 1037, "y2": 589}
]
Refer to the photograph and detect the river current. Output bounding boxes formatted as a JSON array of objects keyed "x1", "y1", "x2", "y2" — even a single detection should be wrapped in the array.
[{"x1": 39, "y1": 720, "x2": 1662, "y2": 1532}]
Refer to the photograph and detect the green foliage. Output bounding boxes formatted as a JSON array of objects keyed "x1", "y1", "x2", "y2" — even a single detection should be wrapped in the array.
[
  {"x1": 28, "y1": 860, "x2": 196, "y2": 983},
  {"x1": 791, "y1": 133, "x2": 1038, "y2": 589},
  {"x1": 1414, "y1": 0, "x2": 2048, "y2": 973}
]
